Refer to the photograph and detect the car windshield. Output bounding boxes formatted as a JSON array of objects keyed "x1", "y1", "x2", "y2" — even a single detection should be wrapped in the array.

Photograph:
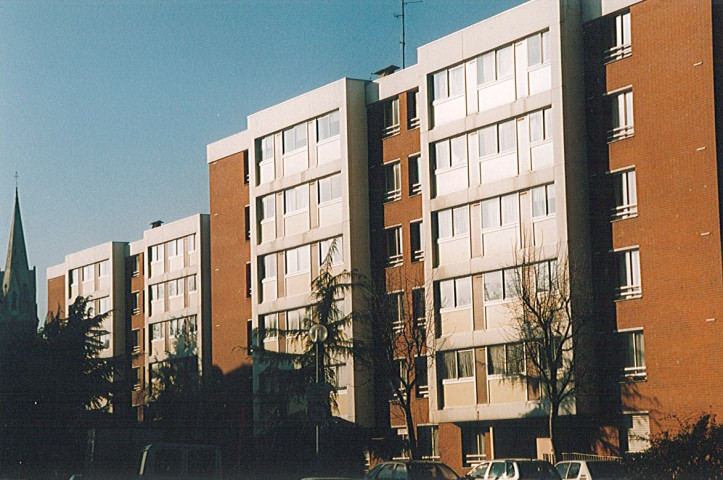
[
  {"x1": 587, "y1": 462, "x2": 626, "y2": 476},
  {"x1": 468, "y1": 462, "x2": 489, "y2": 478},
  {"x1": 517, "y1": 461, "x2": 559, "y2": 479},
  {"x1": 407, "y1": 463, "x2": 458, "y2": 480}
]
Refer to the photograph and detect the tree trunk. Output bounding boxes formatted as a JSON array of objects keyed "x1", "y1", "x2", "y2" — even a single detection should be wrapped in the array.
[
  {"x1": 404, "y1": 401, "x2": 419, "y2": 460},
  {"x1": 549, "y1": 400, "x2": 560, "y2": 464}
]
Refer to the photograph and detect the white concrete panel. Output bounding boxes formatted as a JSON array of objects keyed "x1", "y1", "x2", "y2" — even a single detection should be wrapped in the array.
[
  {"x1": 318, "y1": 201, "x2": 343, "y2": 227},
  {"x1": 485, "y1": 302, "x2": 515, "y2": 330},
  {"x1": 150, "y1": 299, "x2": 164, "y2": 317},
  {"x1": 480, "y1": 152, "x2": 518, "y2": 184},
  {"x1": 317, "y1": 137, "x2": 341, "y2": 165},
  {"x1": 477, "y1": 79, "x2": 515, "y2": 112},
  {"x1": 169, "y1": 255, "x2": 183, "y2": 273},
  {"x1": 284, "y1": 211, "x2": 310, "y2": 237},
  {"x1": 150, "y1": 260, "x2": 163, "y2": 278},
  {"x1": 482, "y1": 227, "x2": 518, "y2": 257},
  {"x1": 435, "y1": 166, "x2": 469, "y2": 197},
  {"x1": 437, "y1": 237, "x2": 471, "y2": 265},
  {"x1": 285, "y1": 273, "x2": 311, "y2": 297},
  {"x1": 283, "y1": 149, "x2": 309, "y2": 176},
  {"x1": 261, "y1": 220, "x2": 276, "y2": 243},
  {"x1": 528, "y1": 64, "x2": 551, "y2": 96},
  {"x1": 488, "y1": 377, "x2": 527, "y2": 403},
  {"x1": 432, "y1": 95, "x2": 466, "y2": 127},
  {"x1": 440, "y1": 307, "x2": 473, "y2": 336},
  {"x1": 169, "y1": 295, "x2": 184, "y2": 312},
  {"x1": 443, "y1": 380, "x2": 476, "y2": 407},
  {"x1": 531, "y1": 141, "x2": 554, "y2": 170},
  {"x1": 262, "y1": 279, "x2": 277, "y2": 303},
  {"x1": 533, "y1": 218, "x2": 557, "y2": 247}
]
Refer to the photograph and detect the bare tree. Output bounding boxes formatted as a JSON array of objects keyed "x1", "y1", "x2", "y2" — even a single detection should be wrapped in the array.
[
  {"x1": 360, "y1": 267, "x2": 437, "y2": 460},
  {"x1": 507, "y1": 245, "x2": 588, "y2": 463}
]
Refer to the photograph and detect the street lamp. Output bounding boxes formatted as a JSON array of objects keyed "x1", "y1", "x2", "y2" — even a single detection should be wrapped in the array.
[{"x1": 308, "y1": 323, "x2": 328, "y2": 458}]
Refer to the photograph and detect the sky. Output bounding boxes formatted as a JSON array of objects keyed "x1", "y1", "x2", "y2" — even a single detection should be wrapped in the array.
[{"x1": 0, "y1": 0, "x2": 527, "y2": 320}]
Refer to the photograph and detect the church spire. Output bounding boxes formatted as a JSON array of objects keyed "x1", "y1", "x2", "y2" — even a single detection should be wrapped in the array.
[{"x1": 3, "y1": 188, "x2": 30, "y2": 294}]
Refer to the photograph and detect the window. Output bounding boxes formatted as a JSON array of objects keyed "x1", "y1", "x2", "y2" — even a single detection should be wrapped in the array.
[
  {"x1": 439, "y1": 350, "x2": 474, "y2": 381},
  {"x1": 285, "y1": 245, "x2": 310, "y2": 275},
  {"x1": 624, "y1": 413, "x2": 650, "y2": 453},
  {"x1": 99, "y1": 333, "x2": 111, "y2": 351},
  {"x1": 97, "y1": 297, "x2": 110, "y2": 315},
  {"x1": 412, "y1": 288, "x2": 427, "y2": 330},
  {"x1": 330, "y1": 363, "x2": 348, "y2": 390},
  {"x1": 526, "y1": 30, "x2": 550, "y2": 68},
  {"x1": 150, "y1": 244, "x2": 164, "y2": 263},
  {"x1": 608, "y1": 89, "x2": 634, "y2": 141},
  {"x1": 616, "y1": 248, "x2": 641, "y2": 299},
  {"x1": 620, "y1": 329, "x2": 646, "y2": 380},
  {"x1": 463, "y1": 426, "x2": 487, "y2": 466},
  {"x1": 605, "y1": 11, "x2": 631, "y2": 62},
  {"x1": 611, "y1": 168, "x2": 637, "y2": 219},
  {"x1": 385, "y1": 226, "x2": 403, "y2": 267},
  {"x1": 383, "y1": 98, "x2": 400, "y2": 136},
  {"x1": 408, "y1": 154, "x2": 422, "y2": 195},
  {"x1": 439, "y1": 277, "x2": 472, "y2": 310},
  {"x1": 151, "y1": 322, "x2": 165, "y2": 341},
  {"x1": 130, "y1": 291, "x2": 140, "y2": 315},
  {"x1": 187, "y1": 315, "x2": 197, "y2": 334},
  {"x1": 477, "y1": 44, "x2": 514, "y2": 85},
  {"x1": 410, "y1": 220, "x2": 424, "y2": 262},
  {"x1": 415, "y1": 356, "x2": 429, "y2": 397},
  {"x1": 317, "y1": 110, "x2": 340, "y2": 141},
  {"x1": 487, "y1": 343, "x2": 524, "y2": 376},
  {"x1": 286, "y1": 307, "x2": 308, "y2": 332},
  {"x1": 384, "y1": 162, "x2": 402, "y2": 201},
  {"x1": 434, "y1": 136, "x2": 467, "y2": 170},
  {"x1": 433, "y1": 64, "x2": 465, "y2": 101},
  {"x1": 245, "y1": 262, "x2": 252, "y2": 298},
  {"x1": 393, "y1": 358, "x2": 408, "y2": 394},
  {"x1": 532, "y1": 184, "x2": 556, "y2": 218},
  {"x1": 479, "y1": 119, "x2": 516, "y2": 157},
  {"x1": 535, "y1": 259, "x2": 558, "y2": 293},
  {"x1": 283, "y1": 122, "x2": 307, "y2": 153},
  {"x1": 261, "y1": 313, "x2": 278, "y2": 341},
  {"x1": 130, "y1": 255, "x2": 140, "y2": 277},
  {"x1": 187, "y1": 275, "x2": 197, "y2": 293},
  {"x1": 418, "y1": 425, "x2": 439, "y2": 460},
  {"x1": 482, "y1": 193, "x2": 519, "y2": 229},
  {"x1": 150, "y1": 283, "x2": 165, "y2": 302},
  {"x1": 187, "y1": 234, "x2": 196, "y2": 253},
  {"x1": 69, "y1": 268, "x2": 78, "y2": 286},
  {"x1": 529, "y1": 108, "x2": 552, "y2": 143},
  {"x1": 244, "y1": 205, "x2": 251, "y2": 241},
  {"x1": 436, "y1": 206, "x2": 469, "y2": 241},
  {"x1": 169, "y1": 318, "x2": 182, "y2": 338},
  {"x1": 243, "y1": 153, "x2": 250, "y2": 184},
  {"x1": 261, "y1": 254, "x2": 276, "y2": 281},
  {"x1": 260, "y1": 194, "x2": 275, "y2": 223},
  {"x1": 320, "y1": 237, "x2": 343, "y2": 265},
  {"x1": 98, "y1": 260, "x2": 110, "y2": 277},
  {"x1": 389, "y1": 292, "x2": 404, "y2": 332},
  {"x1": 130, "y1": 329, "x2": 141, "y2": 352},
  {"x1": 284, "y1": 184, "x2": 309, "y2": 215},
  {"x1": 318, "y1": 173, "x2": 342, "y2": 204},
  {"x1": 483, "y1": 268, "x2": 518, "y2": 302},
  {"x1": 82, "y1": 264, "x2": 94, "y2": 282},
  {"x1": 407, "y1": 90, "x2": 420, "y2": 129},
  {"x1": 258, "y1": 134, "x2": 274, "y2": 184}
]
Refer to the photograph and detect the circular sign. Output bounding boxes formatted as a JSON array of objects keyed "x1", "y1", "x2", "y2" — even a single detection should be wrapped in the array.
[{"x1": 309, "y1": 324, "x2": 328, "y2": 343}]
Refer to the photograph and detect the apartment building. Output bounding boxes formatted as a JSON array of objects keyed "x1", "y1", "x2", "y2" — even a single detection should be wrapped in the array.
[
  {"x1": 207, "y1": 0, "x2": 723, "y2": 471},
  {"x1": 47, "y1": 215, "x2": 211, "y2": 420}
]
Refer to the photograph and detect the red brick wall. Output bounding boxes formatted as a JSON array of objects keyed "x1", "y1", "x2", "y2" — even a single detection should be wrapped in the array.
[{"x1": 46, "y1": 275, "x2": 65, "y2": 318}]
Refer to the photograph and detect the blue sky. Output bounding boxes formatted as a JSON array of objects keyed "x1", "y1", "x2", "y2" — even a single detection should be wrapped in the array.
[{"x1": 0, "y1": 0, "x2": 526, "y2": 319}]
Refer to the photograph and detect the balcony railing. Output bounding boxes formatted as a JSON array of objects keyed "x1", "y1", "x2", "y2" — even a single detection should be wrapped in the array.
[
  {"x1": 616, "y1": 284, "x2": 642, "y2": 300},
  {"x1": 387, "y1": 253, "x2": 403, "y2": 267},
  {"x1": 611, "y1": 203, "x2": 638, "y2": 220},
  {"x1": 383, "y1": 123, "x2": 401, "y2": 138},
  {"x1": 622, "y1": 366, "x2": 647, "y2": 381},
  {"x1": 603, "y1": 43, "x2": 632, "y2": 63},
  {"x1": 412, "y1": 248, "x2": 424, "y2": 263},
  {"x1": 607, "y1": 124, "x2": 634, "y2": 142}
]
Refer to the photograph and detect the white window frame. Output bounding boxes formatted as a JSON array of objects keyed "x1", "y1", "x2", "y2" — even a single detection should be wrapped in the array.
[
  {"x1": 439, "y1": 276, "x2": 472, "y2": 311},
  {"x1": 262, "y1": 313, "x2": 279, "y2": 342},
  {"x1": 408, "y1": 153, "x2": 422, "y2": 195},
  {"x1": 410, "y1": 219, "x2": 424, "y2": 263},
  {"x1": 260, "y1": 194, "x2": 275, "y2": 223},
  {"x1": 285, "y1": 245, "x2": 311, "y2": 277},
  {"x1": 82, "y1": 264, "x2": 94, "y2": 282},
  {"x1": 385, "y1": 226, "x2": 403, "y2": 267},
  {"x1": 261, "y1": 254, "x2": 277, "y2": 281},
  {"x1": 481, "y1": 193, "x2": 520, "y2": 231},
  {"x1": 187, "y1": 234, "x2": 196, "y2": 253},
  {"x1": 98, "y1": 260, "x2": 110, "y2": 278},
  {"x1": 283, "y1": 183, "x2": 309, "y2": 216},
  {"x1": 483, "y1": 268, "x2": 519, "y2": 303},
  {"x1": 531, "y1": 184, "x2": 556, "y2": 219},
  {"x1": 615, "y1": 247, "x2": 641, "y2": 299},
  {"x1": 412, "y1": 287, "x2": 426, "y2": 330},
  {"x1": 317, "y1": 110, "x2": 340, "y2": 142},
  {"x1": 151, "y1": 322, "x2": 165, "y2": 341},
  {"x1": 608, "y1": 88, "x2": 634, "y2": 141},
  {"x1": 477, "y1": 44, "x2": 514, "y2": 86},
  {"x1": 619, "y1": 328, "x2": 646, "y2": 380},
  {"x1": 610, "y1": 167, "x2": 637, "y2": 220},
  {"x1": 434, "y1": 135, "x2": 467, "y2": 171},
  {"x1": 150, "y1": 244, "x2": 164, "y2": 263},
  {"x1": 384, "y1": 161, "x2": 402, "y2": 202},
  {"x1": 432, "y1": 64, "x2": 465, "y2": 102},
  {"x1": 479, "y1": 119, "x2": 517, "y2": 159},
  {"x1": 187, "y1": 275, "x2": 197, "y2": 293},
  {"x1": 436, "y1": 205, "x2": 469, "y2": 242},
  {"x1": 529, "y1": 108, "x2": 552, "y2": 145},
  {"x1": 258, "y1": 134, "x2": 275, "y2": 184},
  {"x1": 487, "y1": 343, "x2": 525, "y2": 378},
  {"x1": 319, "y1": 237, "x2": 343, "y2": 266},
  {"x1": 383, "y1": 97, "x2": 400, "y2": 136},
  {"x1": 526, "y1": 30, "x2": 550, "y2": 69},
  {"x1": 439, "y1": 349, "x2": 475, "y2": 384},
  {"x1": 318, "y1": 173, "x2": 342, "y2": 205},
  {"x1": 605, "y1": 11, "x2": 632, "y2": 62},
  {"x1": 389, "y1": 291, "x2": 404, "y2": 332},
  {"x1": 282, "y1": 122, "x2": 307, "y2": 154}
]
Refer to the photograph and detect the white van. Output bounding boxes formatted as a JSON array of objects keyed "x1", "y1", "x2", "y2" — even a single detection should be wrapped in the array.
[
  {"x1": 138, "y1": 443, "x2": 222, "y2": 480},
  {"x1": 554, "y1": 461, "x2": 629, "y2": 480}
]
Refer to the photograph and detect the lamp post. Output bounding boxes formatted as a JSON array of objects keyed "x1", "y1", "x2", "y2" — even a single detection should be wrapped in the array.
[{"x1": 308, "y1": 323, "x2": 328, "y2": 458}]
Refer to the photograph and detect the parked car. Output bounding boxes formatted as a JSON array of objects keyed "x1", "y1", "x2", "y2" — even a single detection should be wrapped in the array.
[
  {"x1": 465, "y1": 459, "x2": 560, "y2": 480},
  {"x1": 555, "y1": 460, "x2": 629, "y2": 480},
  {"x1": 138, "y1": 443, "x2": 222, "y2": 480},
  {"x1": 365, "y1": 460, "x2": 460, "y2": 480}
]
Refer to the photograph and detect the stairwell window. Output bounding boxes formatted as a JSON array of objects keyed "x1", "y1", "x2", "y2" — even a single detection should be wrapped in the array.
[
  {"x1": 383, "y1": 97, "x2": 400, "y2": 137},
  {"x1": 619, "y1": 329, "x2": 646, "y2": 381},
  {"x1": 608, "y1": 89, "x2": 634, "y2": 142},
  {"x1": 384, "y1": 161, "x2": 402, "y2": 202},
  {"x1": 605, "y1": 11, "x2": 631, "y2": 62},
  {"x1": 611, "y1": 168, "x2": 637, "y2": 219},
  {"x1": 615, "y1": 248, "x2": 641, "y2": 299}
]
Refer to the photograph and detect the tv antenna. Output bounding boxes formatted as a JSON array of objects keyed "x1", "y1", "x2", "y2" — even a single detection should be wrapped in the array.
[{"x1": 395, "y1": 0, "x2": 422, "y2": 68}]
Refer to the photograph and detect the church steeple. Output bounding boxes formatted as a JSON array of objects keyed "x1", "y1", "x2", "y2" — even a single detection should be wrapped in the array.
[{"x1": 3, "y1": 188, "x2": 30, "y2": 295}]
